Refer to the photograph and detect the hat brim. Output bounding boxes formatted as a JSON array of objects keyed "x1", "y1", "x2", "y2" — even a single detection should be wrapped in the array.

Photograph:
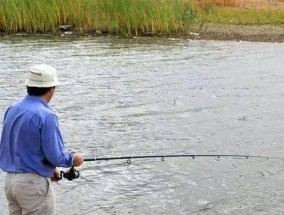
[{"x1": 26, "y1": 79, "x2": 60, "y2": 87}]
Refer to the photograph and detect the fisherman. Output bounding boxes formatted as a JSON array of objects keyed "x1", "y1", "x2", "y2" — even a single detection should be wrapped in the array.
[{"x1": 0, "y1": 64, "x2": 84, "y2": 214}]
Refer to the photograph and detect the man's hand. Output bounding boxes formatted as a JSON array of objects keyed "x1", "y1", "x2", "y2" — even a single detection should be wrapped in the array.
[
  {"x1": 51, "y1": 168, "x2": 62, "y2": 181},
  {"x1": 73, "y1": 153, "x2": 84, "y2": 167}
]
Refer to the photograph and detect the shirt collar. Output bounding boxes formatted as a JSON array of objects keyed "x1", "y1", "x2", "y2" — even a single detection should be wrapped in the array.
[{"x1": 25, "y1": 95, "x2": 51, "y2": 109}]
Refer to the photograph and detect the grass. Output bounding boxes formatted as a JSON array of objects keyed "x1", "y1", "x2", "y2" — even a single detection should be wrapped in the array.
[
  {"x1": 0, "y1": 0, "x2": 283, "y2": 36},
  {"x1": 0, "y1": 0, "x2": 195, "y2": 36},
  {"x1": 193, "y1": 0, "x2": 284, "y2": 25},
  {"x1": 203, "y1": 7, "x2": 284, "y2": 25}
]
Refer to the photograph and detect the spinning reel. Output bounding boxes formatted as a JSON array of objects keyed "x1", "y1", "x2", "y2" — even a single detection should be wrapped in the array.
[{"x1": 60, "y1": 166, "x2": 80, "y2": 181}]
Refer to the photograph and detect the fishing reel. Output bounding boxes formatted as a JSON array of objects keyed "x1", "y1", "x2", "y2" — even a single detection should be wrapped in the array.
[{"x1": 60, "y1": 166, "x2": 80, "y2": 181}]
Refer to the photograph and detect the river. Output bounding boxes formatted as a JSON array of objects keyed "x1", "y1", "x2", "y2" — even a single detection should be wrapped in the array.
[{"x1": 0, "y1": 37, "x2": 283, "y2": 214}]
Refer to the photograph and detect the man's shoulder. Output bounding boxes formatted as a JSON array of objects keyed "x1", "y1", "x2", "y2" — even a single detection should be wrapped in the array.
[
  {"x1": 10, "y1": 99, "x2": 56, "y2": 121},
  {"x1": 36, "y1": 105, "x2": 57, "y2": 122},
  {"x1": 26, "y1": 106, "x2": 58, "y2": 128}
]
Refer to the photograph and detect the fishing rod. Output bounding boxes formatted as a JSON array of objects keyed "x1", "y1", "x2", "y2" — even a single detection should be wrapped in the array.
[
  {"x1": 84, "y1": 154, "x2": 284, "y2": 162},
  {"x1": 61, "y1": 154, "x2": 284, "y2": 181}
]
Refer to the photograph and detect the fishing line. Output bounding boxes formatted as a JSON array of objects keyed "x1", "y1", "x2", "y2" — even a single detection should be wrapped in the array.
[{"x1": 61, "y1": 154, "x2": 284, "y2": 181}]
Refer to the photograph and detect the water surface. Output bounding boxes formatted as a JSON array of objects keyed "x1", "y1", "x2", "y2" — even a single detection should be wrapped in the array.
[{"x1": 0, "y1": 37, "x2": 283, "y2": 214}]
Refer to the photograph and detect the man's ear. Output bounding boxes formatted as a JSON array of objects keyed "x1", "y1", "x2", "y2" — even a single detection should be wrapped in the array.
[{"x1": 48, "y1": 87, "x2": 55, "y2": 93}]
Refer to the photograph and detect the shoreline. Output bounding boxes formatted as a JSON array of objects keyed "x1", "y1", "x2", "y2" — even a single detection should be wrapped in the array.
[
  {"x1": 1, "y1": 24, "x2": 283, "y2": 43},
  {"x1": 189, "y1": 24, "x2": 284, "y2": 42}
]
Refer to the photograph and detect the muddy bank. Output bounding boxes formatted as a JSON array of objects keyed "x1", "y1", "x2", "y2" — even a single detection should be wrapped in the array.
[
  {"x1": 189, "y1": 24, "x2": 284, "y2": 42},
  {"x1": 1, "y1": 24, "x2": 283, "y2": 43}
]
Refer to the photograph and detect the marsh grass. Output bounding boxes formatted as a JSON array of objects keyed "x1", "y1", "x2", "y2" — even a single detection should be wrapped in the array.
[
  {"x1": 0, "y1": 0, "x2": 195, "y2": 35},
  {"x1": 0, "y1": 0, "x2": 283, "y2": 35}
]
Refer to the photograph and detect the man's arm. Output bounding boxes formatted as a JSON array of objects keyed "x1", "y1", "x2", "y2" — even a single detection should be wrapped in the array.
[{"x1": 41, "y1": 113, "x2": 83, "y2": 167}]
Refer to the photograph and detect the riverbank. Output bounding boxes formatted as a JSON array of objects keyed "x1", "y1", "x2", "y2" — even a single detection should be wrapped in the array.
[
  {"x1": 2, "y1": 24, "x2": 282, "y2": 43},
  {"x1": 188, "y1": 24, "x2": 284, "y2": 42}
]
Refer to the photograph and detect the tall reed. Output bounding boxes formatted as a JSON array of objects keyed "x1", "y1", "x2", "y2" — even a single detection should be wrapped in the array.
[
  {"x1": 0, "y1": 0, "x2": 196, "y2": 35},
  {"x1": 1, "y1": 0, "x2": 282, "y2": 35}
]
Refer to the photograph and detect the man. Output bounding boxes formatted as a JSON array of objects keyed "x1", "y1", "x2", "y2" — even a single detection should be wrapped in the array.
[{"x1": 0, "y1": 64, "x2": 84, "y2": 214}]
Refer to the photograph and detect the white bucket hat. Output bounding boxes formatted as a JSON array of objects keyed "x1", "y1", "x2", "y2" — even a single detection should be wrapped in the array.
[{"x1": 26, "y1": 64, "x2": 60, "y2": 87}]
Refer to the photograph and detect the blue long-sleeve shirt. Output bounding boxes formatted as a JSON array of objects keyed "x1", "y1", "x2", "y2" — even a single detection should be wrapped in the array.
[{"x1": 0, "y1": 95, "x2": 73, "y2": 177}]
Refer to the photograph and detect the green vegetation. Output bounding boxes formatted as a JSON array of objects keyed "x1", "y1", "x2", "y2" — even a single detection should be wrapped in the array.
[
  {"x1": 0, "y1": 0, "x2": 195, "y2": 36},
  {"x1": 0, "y1": 0, "x2": 283, "y2": 36}
]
